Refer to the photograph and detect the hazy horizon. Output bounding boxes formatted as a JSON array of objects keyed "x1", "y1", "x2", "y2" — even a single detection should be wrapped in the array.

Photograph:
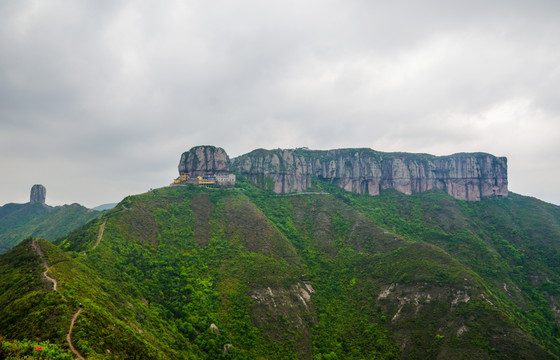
[{"x1": 1, "y1": 1, "x2": 559, "y2": 207}]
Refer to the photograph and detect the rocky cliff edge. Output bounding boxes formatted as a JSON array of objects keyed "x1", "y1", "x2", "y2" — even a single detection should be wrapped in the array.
[
  {"x1": 178, "y1": 145, "x2": 230, "y2": 177},
  {"x1": 179, "y1": 146, "x2": 508, "y2": 201}
]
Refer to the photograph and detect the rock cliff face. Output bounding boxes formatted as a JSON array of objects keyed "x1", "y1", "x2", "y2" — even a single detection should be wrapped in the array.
[
  {"x1": 30, "y1": 184, "x2": 46, "y2": 204},
  {"x1": 178, "y1": 146, "x2": 231, "y2": 176},
  {"x1": 231, "y1": 148, "x2": 508, "y2": 201}
]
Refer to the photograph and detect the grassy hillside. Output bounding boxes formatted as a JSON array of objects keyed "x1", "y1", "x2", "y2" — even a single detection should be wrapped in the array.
[
  {"x1": 245, "y1": 182, "x2": 559, "y2": 359},
  {"x1": 0, "y1": 181, "x2": 559, "y2": 359},
  {"x1": 0, "y1": 202, "x2": 101, "y2": 253},
  {"x1": 310, "y1": 181, "x2": 560, "y2": 356}
]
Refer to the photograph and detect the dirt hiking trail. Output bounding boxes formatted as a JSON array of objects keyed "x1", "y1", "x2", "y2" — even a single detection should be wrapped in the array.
[
  {"x1": 67, "y1": 307, "x2": 86, "y2": 360},
  {"x1": 31, "y1": 239, "x2": 86, "y2": 359},
  {"x1": 92, "y1": 219, "x2": 106, "y2": 249},
  {"x1": 31, "y1": 239, "x2": 58, "y2": 292}
]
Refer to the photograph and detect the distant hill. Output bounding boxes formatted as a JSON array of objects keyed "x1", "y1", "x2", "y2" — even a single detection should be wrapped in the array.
[
  {"x1": 0, "y1": 185, "x2": 101, "y2": 253},
  {"x1": 1, "y1": 178, "x2": 559, "y2": 359},
  {"x1": 91, "y1": 203, "x2": 118, "y2": 211}
]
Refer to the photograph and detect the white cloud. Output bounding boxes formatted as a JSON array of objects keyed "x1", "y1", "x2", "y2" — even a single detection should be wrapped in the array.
[{"x1": 1, "y1": 0, "x2": 560, "y2": 206}]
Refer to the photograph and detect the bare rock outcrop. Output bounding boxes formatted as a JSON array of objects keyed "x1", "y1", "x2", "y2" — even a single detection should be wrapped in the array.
[
  {"x1": 231, "y1": 149, "x2": 312, "y2": 193},
  {"x1": 231, "y1": 148, "x2": 508, "y2": 201},
  {"x1": 178, "y1": 146, "x2": 230, "y2": 177},
  {"x1": 30, "y1": 184, "x2": 46, "y2": 204},
  {"x1": 177, "y1": 145, "x2": 508, "y2": 201}
]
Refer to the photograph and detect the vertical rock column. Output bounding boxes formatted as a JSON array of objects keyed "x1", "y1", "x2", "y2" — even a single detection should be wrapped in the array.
[{"x1": 30, "y1": 184, "x2": 46, "y2": 204}]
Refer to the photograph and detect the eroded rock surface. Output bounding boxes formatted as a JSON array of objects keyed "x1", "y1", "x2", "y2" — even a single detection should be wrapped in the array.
[
  {"x1": 231, "y1": 148, "x2": 508, "y2": 201},
  {"x1": 30, "y1": 184, "x2": 46, "y2": 204},
  {"x1": 178, "y1": 145, "x2": 230, "y2": 176}
]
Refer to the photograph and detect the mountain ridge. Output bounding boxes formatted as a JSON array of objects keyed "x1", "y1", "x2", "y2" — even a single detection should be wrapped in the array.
[
  {"x1": 177, "y1": 145, "x2": 508, "y2": 201},
  {"x1": 1, "y1": 179, "x2": 558, "y2": 359},
  {"x1": 0, "y1": 185, "x2": 101, "y2": 253},
  {"x1": 1, "y1": 147, "x2": 559, "y2": 359}
]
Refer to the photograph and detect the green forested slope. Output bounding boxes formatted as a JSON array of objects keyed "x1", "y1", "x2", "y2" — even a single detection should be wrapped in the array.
[
  {"x1": 0, "y1": 181, "x2": 559, "y2": 359},
  {"x1": 0, "y1": 202, "x2": 101, "y2": 253}
]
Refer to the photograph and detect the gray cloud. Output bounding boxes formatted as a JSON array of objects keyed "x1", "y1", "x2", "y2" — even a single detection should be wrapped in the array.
[{"x1": 1, "y1": 0, "x2": 560, "y2": 206}]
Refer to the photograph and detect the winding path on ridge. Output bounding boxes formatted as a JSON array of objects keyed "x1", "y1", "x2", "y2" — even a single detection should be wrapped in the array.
[
  {"x1": 31, "y1": 239, "x2": 86, "y2": 360},
  {"x1": 92, "y1": 219, "x2": 106, "y2": 249},
  {"x1": 67, "y1": 308, "x2": 86, "y2": 360},
  {"x1": 31, "y1": 239, "x2": 58, "y2": 292}
]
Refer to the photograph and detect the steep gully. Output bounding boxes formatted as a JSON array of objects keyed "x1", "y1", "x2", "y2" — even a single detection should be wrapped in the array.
[{"x1": 31, "y1": 239, "x2": 85, "y2": 360}]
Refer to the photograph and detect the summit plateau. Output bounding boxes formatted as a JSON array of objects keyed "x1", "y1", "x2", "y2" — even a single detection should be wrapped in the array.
[{"x1": 178, "y1": 146, "x2": 508, "y2": 201}]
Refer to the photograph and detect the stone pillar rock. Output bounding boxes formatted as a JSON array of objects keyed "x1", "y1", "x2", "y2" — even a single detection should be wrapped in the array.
[{"x1": 30, "y1": 184, "x2": 46, "y2": 204}]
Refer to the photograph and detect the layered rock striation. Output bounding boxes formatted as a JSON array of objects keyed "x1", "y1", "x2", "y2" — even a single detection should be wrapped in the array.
[
  {"x1": 178, "y1": 145, "x2": 231, "y2": 177},
  {"x1": 30, "y1": 184, "x2": 46, "y2": 204},
  {"x1": 178, "y1": 146, "x2": 508, "y2": 201},
  {"x1": 231, "y1": 148, "x2": 508, "y2": 201}
]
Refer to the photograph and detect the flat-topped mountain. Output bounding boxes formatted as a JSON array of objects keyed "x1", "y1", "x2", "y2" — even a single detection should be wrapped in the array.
[
  {"x1": 1, "y1": 149, "x2": 560, "y2": 359},
  {"x1": 1, "y1": 178, "x2": 558, "y2": 359},
  {"x1": 180, "y1": 146, "x2": 508, "y2": 201}
]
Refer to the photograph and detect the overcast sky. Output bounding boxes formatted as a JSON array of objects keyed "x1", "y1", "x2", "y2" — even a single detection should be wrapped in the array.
[{"x1": 1, "y1": 0, "x2": 559, "y2": 208}]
